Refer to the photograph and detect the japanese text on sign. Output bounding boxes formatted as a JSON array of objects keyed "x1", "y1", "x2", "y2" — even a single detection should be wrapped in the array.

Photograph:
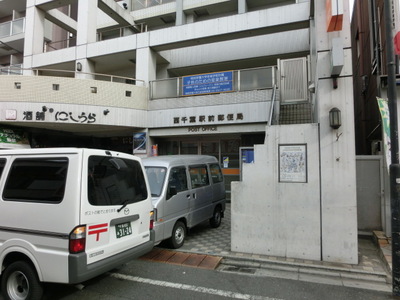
[{"x1": 182, "y1": 71, "x2": 233, "y2": 96}]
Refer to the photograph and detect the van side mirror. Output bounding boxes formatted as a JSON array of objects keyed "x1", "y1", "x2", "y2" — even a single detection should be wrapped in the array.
[{"x1": 167, "y1": 186, "x2": 178, "y2": 199}]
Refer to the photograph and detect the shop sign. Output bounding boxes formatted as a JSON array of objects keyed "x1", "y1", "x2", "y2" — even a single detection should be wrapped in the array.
[
  {"x1": 19, "y1": 108, "x2": 97, "y2": 124},
  {"x1": 173, "y1": 113, "x2": 243, "y2": 125},
  {"x1": 182, "y1": 71, "x2": 233, "y2": 96},
  {"x1": 0, "y1": 128, "x2": 30, "y2": 148},
  {"x1": 188, "y1": 125, "x2": 217, "y2": 132}
]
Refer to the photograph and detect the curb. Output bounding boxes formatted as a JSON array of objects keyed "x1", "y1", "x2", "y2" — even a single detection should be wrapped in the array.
[{"x1": 220, "y1": 254, "x2": 388, "y2": 279}]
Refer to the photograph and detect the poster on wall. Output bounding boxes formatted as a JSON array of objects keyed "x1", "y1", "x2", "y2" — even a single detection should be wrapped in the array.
[
  {"x1": 279, "y1": 144, "x2": 307, "y2": 183},
  {"x1": 133, "y1": 132, "x2": 147, "y2": 154},
  {"x1": 377, "y1": 97, "x2": 391, "y2": 173},
  {"x1": 182, "y1": 71, "x2": 233, "y2": 96},
  {"x1": 0, "y1": 128, "x2": 30, "y2": 149}
]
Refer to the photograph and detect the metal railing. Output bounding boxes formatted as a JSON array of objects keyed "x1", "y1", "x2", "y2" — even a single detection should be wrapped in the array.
[
  {"x1": 150, "y1": 66, "x2": 277, "y2": 100},
  {"x1": 0, "y1": 18, "x2": 25, "y2": 38},
  {"x1": 97, "y1": 23, "x2": 147, "y2": 41},
  {"x1": 44, "y1": 37, "x2": 76, "y2": 52},
  {"x1": 0, "y1": 66, "x2": 145, "y2": 86},
  {"x1": 133, "y1": 0, "x2": 176, "y2": 10},
  {"x1": 0, "y1": 64, "x2": 23, "y2": 75},
  {"x1": 44, "y1": 23, "x2": 147, "y2": 52}
]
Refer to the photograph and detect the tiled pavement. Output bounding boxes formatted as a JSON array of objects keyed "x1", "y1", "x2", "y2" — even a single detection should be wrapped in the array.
[
  {"x1": 174, "y1": 203, "x2": 389, "y2": 276},
  {"x1": 148, "y1": 203, "x2": 393, "y2": 291}
]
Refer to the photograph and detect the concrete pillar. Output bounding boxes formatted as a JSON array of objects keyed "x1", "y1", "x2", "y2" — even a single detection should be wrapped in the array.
[
  {"x1": 75, "y1": 59, "x2": 96, "y2": 79},
  {"x1": 23, "y1": 4, "x2": 45, "y2": 75},
  {"x1": 136, "y1": 47, "x2": 157, "y2": 86},
  {"x1": 75, "y1": 0, "x2": 97, "y2": 79},
  {"x1": 238, "y1": 0, "x2": 248, "y2": 14},
  {"x1": 176, "y1": 0, "x2": 185, "y2": 25},
  {"x1": 76, "y1": 0, "x2": 97, "y2": 45}
]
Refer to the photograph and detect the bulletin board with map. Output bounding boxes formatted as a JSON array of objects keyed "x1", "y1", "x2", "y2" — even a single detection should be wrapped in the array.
[{"x1": 278, "y1": 144, "x2": 307, "y2": 183}]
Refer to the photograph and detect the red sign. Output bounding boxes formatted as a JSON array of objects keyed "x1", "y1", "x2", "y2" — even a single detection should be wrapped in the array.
[
  {"x1": 395, "y1": 32, "x2": 400, "y2": 55},
  {"x1": 88, "y1": 223, "x2": 108, "y2": 241}
]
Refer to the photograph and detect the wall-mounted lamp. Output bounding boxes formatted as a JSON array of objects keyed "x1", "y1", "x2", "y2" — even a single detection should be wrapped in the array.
[
  {"x1": 103, "y1": 109, "x2": 110, "y2": 115},
  {"x1": 329, "y1": 107, "x2": 341, "y2": 129},
  {"x1": 76, "y1": 62, "x2": 82, "y2": 72}
]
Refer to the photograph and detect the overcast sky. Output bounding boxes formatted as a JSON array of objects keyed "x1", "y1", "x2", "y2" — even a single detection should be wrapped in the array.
[{"x1": 350, "y1": 0, "x2": 354, "y2": 16}]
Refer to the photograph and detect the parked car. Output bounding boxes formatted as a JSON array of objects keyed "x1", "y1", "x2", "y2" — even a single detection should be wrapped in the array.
[
  {"x1": 143, "y1": 155, "x2": 226, "y2": 248},
  {"x1": 0, "y1": 148, "x2": 154, "y2": 300}
]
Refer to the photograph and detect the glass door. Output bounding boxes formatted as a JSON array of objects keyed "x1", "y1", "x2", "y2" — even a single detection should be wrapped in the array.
[
  {"x1": 200, "y1": 141, "x2": 219, "y2": 161},
  {"x1": 180, "y1": 141, "x2": 198, "y2": 154}
]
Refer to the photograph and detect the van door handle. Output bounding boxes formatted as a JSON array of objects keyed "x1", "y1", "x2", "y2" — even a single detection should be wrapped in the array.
[{"x1": 192, "y1": 193, "x2": 196, "y2": 199}]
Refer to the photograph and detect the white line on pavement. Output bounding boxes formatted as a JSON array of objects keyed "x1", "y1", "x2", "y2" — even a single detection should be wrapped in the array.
[{"x1": 111, "y1": 272, "x2": 284, "y2": 300}]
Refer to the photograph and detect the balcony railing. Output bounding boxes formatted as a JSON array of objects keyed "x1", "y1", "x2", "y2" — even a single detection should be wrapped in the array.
[
  {"x1": 0, "y1": 18, "x2": 25, "y2": 38},
  {"x1": 44, "y1": 24, "x2": 147, "y2": 52},
  {"x1": 0, "y1": 66, "x2": 144, "y2": 86},
  {"x1": 132, "y1": 0, "x2": 176, "y2": 10},
  {"x1": 150, "y1": 66, "x2": 277, "y2": 100},
  {"x1": 97, "y1": 24, "x2": 147, "y2": 41},
  {"x1": 0, "y1": 64, "x2": 23, "y2": 75},
  {"x1": 44, "y1": 37, "x2": 77, "y2": 52}
]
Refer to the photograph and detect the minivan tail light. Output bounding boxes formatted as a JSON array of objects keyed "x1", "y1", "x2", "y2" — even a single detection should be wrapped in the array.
[
  {"x1": 69, "y1": 225, "x2": 86, "y2": 254},
  {"x1": 149, "y1": 210, "x2": 155, "y2": 230}
]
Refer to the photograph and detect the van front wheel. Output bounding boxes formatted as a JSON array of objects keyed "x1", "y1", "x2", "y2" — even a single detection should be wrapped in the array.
[
  {"x1": 210, "y1": 207, "x2": 222, "y2": 228},
  {"x1": 169, "y1": 221, "x2": 186, "y2": 249},
  {"x1": 1, "y1": 261, "x2": 43, "y2": 300}
]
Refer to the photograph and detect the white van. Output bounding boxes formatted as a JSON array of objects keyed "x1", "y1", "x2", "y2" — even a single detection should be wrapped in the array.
[
  {"x1": 142, "y1": 155, "x2": 226, "y2": 248},
  {"x1": 0, "y1": 148, "x2": 154, "y2": 300}
]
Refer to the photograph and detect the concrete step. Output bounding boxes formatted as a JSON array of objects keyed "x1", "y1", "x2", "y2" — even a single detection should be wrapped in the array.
[{"x1": 218, "y1": 257, "x2": 391, "y2": 293}]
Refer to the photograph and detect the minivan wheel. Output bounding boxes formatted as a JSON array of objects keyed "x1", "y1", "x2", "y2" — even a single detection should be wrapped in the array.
[
  {"x1": 1, "y1": 261, "x2": 43, "y2": 300},
  {"x1": 169, "y1": 221, "x2": 186, "y2": 249},
  {"x1": 209, "y1": 207, "x2": 222, "y2": 228}
]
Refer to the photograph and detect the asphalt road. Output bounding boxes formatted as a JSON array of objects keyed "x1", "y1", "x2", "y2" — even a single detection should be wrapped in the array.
[{"x1": 28, "y1": 258, "x2": 395, "y2": 300}]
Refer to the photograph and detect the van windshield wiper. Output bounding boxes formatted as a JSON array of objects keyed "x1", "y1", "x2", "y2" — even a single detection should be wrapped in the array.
[{"x1": 117, "y1": 199, "x2": 130, "y2": 213}]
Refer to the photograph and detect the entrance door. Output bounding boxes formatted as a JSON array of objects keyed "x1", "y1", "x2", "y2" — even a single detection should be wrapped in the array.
[
  {"x1": 279, "y1": 57, "x2": 308, "y2": 103},
  {"x1": 356, "y1": 156, "x2": 383, "y2": 232},
  {"x1": 181, "y1": 142, "x2": 198, "y2": 154},
  {"x1": 201, "y1": 141, "x2": 219, "y2": 160}
]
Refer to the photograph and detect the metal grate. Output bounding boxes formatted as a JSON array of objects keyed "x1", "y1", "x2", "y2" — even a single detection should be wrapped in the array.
[{"x1": 279, "y1": 103, "x2": 312, "y2": 124}]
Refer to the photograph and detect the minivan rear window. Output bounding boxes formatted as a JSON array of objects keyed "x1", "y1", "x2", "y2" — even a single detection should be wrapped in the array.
[
  {"x1": 88, "y1": 156, "x2": 148, "y2": 206},
  {"x1": 3, "y1": 157, "x2": 68, "y2": 203}
]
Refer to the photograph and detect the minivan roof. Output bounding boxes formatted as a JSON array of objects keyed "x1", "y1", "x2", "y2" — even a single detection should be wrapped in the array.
[
  {"x1": 142, "y1": 155, "x2": 218, "y2": 168},
  {"x1": 0, "y1": 148, "x2": 122, "y2": 157}
]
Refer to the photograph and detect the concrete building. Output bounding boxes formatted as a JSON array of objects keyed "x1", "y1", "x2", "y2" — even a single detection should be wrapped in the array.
[
  {"x1": 0, "y1": 0, "x2": 357, "y2": 263},
  {"x1": 351, "y1": 0, "x2": 400, "y2": 239}
]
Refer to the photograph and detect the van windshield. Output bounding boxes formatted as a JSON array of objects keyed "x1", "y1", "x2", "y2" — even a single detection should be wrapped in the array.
[
  {"x1": 88, "y1": 156, "x2": 147, "y2": 206},
  {"x1": 145, "y1": 167, "x2": 167, "y2": 197}
]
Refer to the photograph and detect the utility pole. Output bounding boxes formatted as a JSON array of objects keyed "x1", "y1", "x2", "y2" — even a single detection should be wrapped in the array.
[{"x1": 384, "y1": 0, "x2": 400, "y2": 295}]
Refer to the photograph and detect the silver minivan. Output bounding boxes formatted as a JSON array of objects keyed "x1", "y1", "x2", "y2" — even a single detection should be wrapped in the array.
[{"x1": 143, "y1": 155, "x2": 226, "y2": 248}]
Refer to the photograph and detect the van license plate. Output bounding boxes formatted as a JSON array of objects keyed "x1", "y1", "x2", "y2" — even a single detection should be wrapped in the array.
[{"x1": 115, "y1": 222, "x2": 132, "y2": 238}]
